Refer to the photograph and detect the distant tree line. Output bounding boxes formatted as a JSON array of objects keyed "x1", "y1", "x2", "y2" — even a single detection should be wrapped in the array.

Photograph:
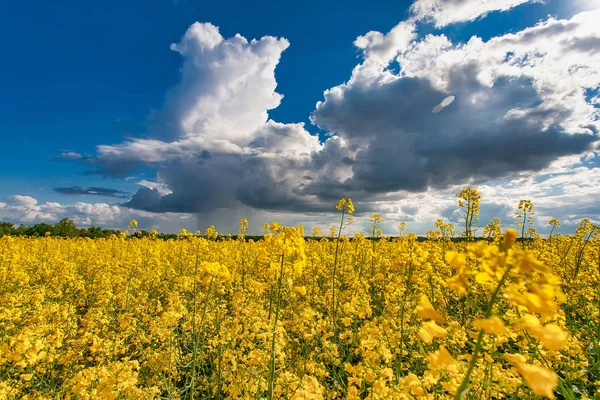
[
  {"x1": 1, "y1": 218, "x2": 122, "y2": 238},
  {"x1": 0, "y1": 218, "x2": 270, "y2": 240},
  {"x1": 0, "y1": 217, "x2": 533, "y2": 242}
]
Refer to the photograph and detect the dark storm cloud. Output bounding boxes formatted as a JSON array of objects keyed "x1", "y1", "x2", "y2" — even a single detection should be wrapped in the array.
[
  {"x1": 120, "y1": 66, "x2": 596, "y2": 214},
  {"x1": 122, "y1": 156, "x2": 241, "y2": 213},
  {"x1": 234, "y1": 155, "x2": 331, "y2": 213},
  {"x1": 310, "y1": 64, "x2": 596, "y2": 199},
  {"x1": 53, "y1": 186, "x2": 131, "y2": 199}
]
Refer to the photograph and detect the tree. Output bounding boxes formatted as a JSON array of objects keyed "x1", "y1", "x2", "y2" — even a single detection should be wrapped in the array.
[
  {"x1": 28, "y1": 223, "x2": 54, "y2": 237},
  {"x1": 457, "y1": 187, "x2": 481, "y2": 241},
  {"x1": 0, "y1": 222, "x2": 15, "y2": 237},
  {"x1": 54, "y1": 218, "x2": 79, "y2": 237},
  {"x1": 83, "y1": 225, "x2": 101, "y2": 238}
]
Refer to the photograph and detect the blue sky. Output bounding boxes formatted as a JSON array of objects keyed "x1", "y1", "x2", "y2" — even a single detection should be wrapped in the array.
[{"x1": 0, "y1": 0, "x2": 598, "y2": 233}]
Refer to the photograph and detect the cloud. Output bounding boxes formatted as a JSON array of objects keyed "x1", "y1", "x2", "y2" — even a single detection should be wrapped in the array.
[
  {"x1": 120, "y1": 121, "x2": 330, "y2": 214},
  {"x1": 311, "y1": 72, "x2": 594, "y2": 196},
  {"x1": 90, "y1": 24, "x2": 331, "y2": 214},
  {"x1": 310, "y1": 10, "x2": 599, "y2": 200},
  {"x1": 354, "y1": 21, "x2": 417, "y2": 64},
  {"x1": 53, "y1": 186, "x2": 131, "y2": 199},
  {"x1": 136, "y1": 180, "x2": 172, "y2": 196},
  {"x1": 166, "y1": 23, "x2": 289, "y2": 142},
  {"x1": 90, "y1": 22, "x2": 290, "y2": 177},
  {"x1": 0, "y1": 195, "x2": 122, "y2": 225},
  {"x1": 410, "y1": 0, "x2": 540, "y2": 28},
  {"x1": 56, "y1": 151, "x2": 83, "y2": 160},
  {"x1": 0, "y1": 194, "x2": 197, "y2": 231},
  {"x1": 63, "y1": 9, "x2": 599, "y2": 233}
]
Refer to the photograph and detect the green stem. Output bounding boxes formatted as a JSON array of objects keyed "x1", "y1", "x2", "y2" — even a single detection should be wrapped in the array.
[
  {"x1": 396, "y1": 261, "x2": 414, "y2": 382},
  {"x1": 331, "y1": 208, "x2": 345, "y2": 335},
  {"x1": 267, "y1": 249, "x2": 286, "y2": 400},
  {"x1": 453, "y1": 265, "x2": 513, "y2": 399},
  {"x1": 573, "y1": 227, "x2": 596, "y2": 280}
]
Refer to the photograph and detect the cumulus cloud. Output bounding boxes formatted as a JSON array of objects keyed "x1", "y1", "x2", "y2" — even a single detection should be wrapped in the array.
[
  {"x1": 53, "y1": 186, "x2": 131, "y2": 199},
  {"x1": 355, "y1": 151, "x2": 600, "y2": 235},
  {"x1": 91, "y1": 22, "x2": 290, "y2": 175},
  {"x1": 0, "y1": 195, "x2": 122, "y2": 225},
  {"x1": 55, "y1": 7, "x2": 598, "y2": 233},
  {"x1": 354, "y1": 21, "x2": 417, "y2": 64},
  {"x1": 311, "y1": 71, "x2": 594, "y2": 196},
  {"x1": 410, "y1": 0, "x2": 540, "y2": 28},
  {"x1": 166, "y1": 23, "x2": 289, "y2": 142},
  {"x1": 91, "y1": 24, "x2": 335, "y2": 214},
  {"x1": 0, "y1": 195, "x2": 197, "y2": 232},
  {"x1": 311, "y1": 9, "x2": 599, "y2": 200}
]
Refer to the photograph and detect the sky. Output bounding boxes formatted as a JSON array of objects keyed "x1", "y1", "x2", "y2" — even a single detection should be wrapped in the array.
[{"x1": 0, "y1": 0, "x2": 599, "y2": 235}]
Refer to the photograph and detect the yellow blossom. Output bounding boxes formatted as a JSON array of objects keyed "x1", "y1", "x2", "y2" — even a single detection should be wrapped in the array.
[
  {"x1": 294, "y1": 286, "x2": 307, "y2": 296},
  {"x1": 415, "y1": 295, "x2": 445, "y2": 323},
  {"x1": 473, "y1": 316, "x2": 508, "y2": 336},
  {"x1": 516, "y1": 363, "x2": 558, "y2": 399},
  {"x1": 419, "y1": 321, "x2": 448, "y2": 343},
  {"x1": 428, "y1": 346, "x2": 456, "y2": 369}
]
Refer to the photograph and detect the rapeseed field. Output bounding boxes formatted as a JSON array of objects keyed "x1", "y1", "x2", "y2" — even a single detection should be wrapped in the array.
[{"x1": 0, "y1": 190, "x2": 598, "y2": 399}]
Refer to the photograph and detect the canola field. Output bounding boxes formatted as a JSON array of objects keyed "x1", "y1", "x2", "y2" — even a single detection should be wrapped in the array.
[{"x1": 0, "y1": 197, "x2": 599, "y2": 399}]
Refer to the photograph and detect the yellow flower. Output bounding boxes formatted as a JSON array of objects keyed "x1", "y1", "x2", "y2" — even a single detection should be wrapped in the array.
[
  {"x1": 418, "y1": 321, "x2": 448, "y2": 343},
  {"x1": 346, "y1": 386, "x2": 360, "y2": 400},
  {"x1": 405, "y1": 373, "x2": 425, "y2": 396},
  {"x1": 516, "y1": 251, "x2": 549, "y2": 274},
  {"x1": 516, "y1": 363, "x2": 558, "y2": 399},
  {"x1": 364, "y1": 370, "x2": 377, "y2": 383},
  {"x1": 428, "y1": 346, "x2": 456, "y2": 369},
  {"x1": 514, "y1": 316, "x2": 567, "y2": 350},
  {"x1": 473, "y1": 316, "x2": 507, "y2": 336},
  {"x1": 372, "y1": 379, "x2": 388, "y2": 397},
  {"x1": 445, "y1": 251, "x2": 467, "y2": 270},
  {"x1": 535, "y1": 324, "x2": 568, "y2": 351},
  {"x1": 0, "y1": 199, "x2": 596, "y2": 399},
  {"x1": 294, "y1": 286, "x2": 307, "y2": 296},
  {"x1": 415, "y1": 295, "x2": 446, "y2": 323},
  {"x1": 346, "y1": 198, "x2": 355, "y2": 214},
  {"x1": 504, "y1": 353, "x2": 528, "y2": 365},
  {"x1": 504, "y1": 228, "x2": 519, "y2": 245}
]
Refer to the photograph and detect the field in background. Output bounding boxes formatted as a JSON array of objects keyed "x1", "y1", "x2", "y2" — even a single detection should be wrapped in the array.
[{"x1": 0, "y1": 193, "x2": 599, "y2": 399}]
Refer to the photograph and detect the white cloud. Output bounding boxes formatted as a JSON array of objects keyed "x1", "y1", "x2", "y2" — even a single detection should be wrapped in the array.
[
  {"x1": 137, "y1": 179, "x2": 173, "y2": 196},
  {"x1": 0, "y1": 195, "x2": 198, "y2": 232},
  {"x1": 58, "y1": 151, "x2": 83, "y2": 160},
  {"x1": 166, "y1": 22, "x2": 289, "y2": 144},
  {"x1": 0, "y1": 195, "x2": 122, "y2": 225},
  {"x1": 410, "y1": 0, "x2": 540, "y2": 28},
  {"x1": 393, "y1": 9, "x2": 600, "y2": 134},
  {"x1": 354, "y1": 21, "x2": 417, "y2": 64}
]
